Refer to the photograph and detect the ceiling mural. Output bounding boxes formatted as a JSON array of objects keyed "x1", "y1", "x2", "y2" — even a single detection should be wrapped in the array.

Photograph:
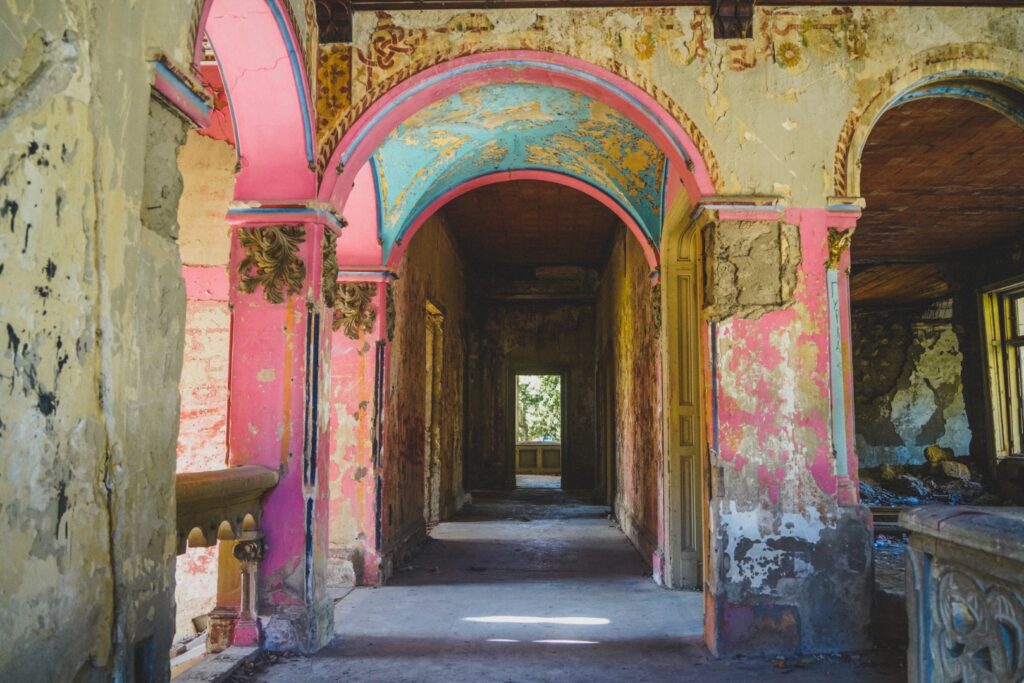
[{"x1": 371, "y1": 82, "x2": 666, "y2": 261}]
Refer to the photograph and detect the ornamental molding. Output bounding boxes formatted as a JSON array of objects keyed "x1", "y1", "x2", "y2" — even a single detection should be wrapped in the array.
[
  {"x1": 322, "y1": 229, "x2": 340, "y2": 308},
  {"x1": 334, "y1": 281, "x2": 377, "y2": 339},
  {"x1": 826, "y1": 227, "x2": 855, "y2": 270},
  {"x1": 237, "y1": 226, "x2": 307, "y2": 304},
  {"x1": 933, "y1": 566, "x2": 1024, "y2": 682}
]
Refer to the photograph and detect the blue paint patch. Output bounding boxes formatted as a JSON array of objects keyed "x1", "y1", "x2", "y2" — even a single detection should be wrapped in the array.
[{"x1": 371, "y1": 83, "x2": 666, "y2": 262}]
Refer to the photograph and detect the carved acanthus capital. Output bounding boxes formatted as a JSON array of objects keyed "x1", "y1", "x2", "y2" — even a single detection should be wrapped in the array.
[
  {"x1": 334, "y1": 282, "x2": 378, "y2": 339},
  {"x1": 322, "y1": 229, "x2": 340, "y2": 308},
  {"x1": 826, "y1": 227, "x2": 855, "y2": 271},
  {"x1": 237, "y1": 226, "x2": 307, "y2": 303}
]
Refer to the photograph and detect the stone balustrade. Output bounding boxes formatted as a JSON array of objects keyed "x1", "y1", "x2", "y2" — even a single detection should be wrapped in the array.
[
  {"x1": 175, "y1": 466, "x2": 279, "y2": 652},
  {"x1": 902, "y1": 506, "x2": 1024, "y2": 683}
]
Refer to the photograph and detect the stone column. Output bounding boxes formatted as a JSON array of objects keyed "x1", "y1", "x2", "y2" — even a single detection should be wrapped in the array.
[
  {"x1": 327, "y1": 273, "x2": 392, "y2": 587},
  {"x1": 232, "y1": 534, "x2": 266, "y2": 646},
  {"x1": 225, "y1": 203, "x2": 344, "y2": 653},
  {"x1": 698, "y1": 198, "x2": 871, "y2": 656}
]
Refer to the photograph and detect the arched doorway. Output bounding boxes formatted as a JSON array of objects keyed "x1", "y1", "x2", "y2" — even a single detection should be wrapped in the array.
[
  {"x1": 845, "y1": 73, "x2": 1024, "y2": 659},
  {"x1": 322, "y1": 51, "x2": 714, "y2": 648}
]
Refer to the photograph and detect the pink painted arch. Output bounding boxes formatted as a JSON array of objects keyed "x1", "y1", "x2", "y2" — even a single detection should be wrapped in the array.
[
  {"x1": 320, "y1": 50, "x2": 717, "y2": 213},
  {"x1": 197, "y1": 0, "x2": 317, "y2": 200},
  {"x1": 389, "y1": 170, "x2": 660, "y2": 270}
]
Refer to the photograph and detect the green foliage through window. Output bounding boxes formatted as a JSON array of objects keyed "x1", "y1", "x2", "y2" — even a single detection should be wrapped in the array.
[{"x1": 516, "y1": 375, "x2": 561, "y2": 442}]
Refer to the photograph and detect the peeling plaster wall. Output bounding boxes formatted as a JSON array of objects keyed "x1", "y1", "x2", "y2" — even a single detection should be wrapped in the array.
[
  {"x1": 328, "y1": 319, "x2": 380, "y2": 587},
  {"x1": 343, "y1": 7, "x2": 1024, "y2": 206},
  {"x1": 380, "y1": 215, "x2": 467, "y2": 573},
  {"x1": 852, "y1": 306, "x2": 972, "y2": 467},
  {"x1": 596, "y1": 229, "x2": 662, "y2": 561},
  {"x1": 173, "y1": 131, "x2": 235, "y2": 641},
  {"x1": 465, "y1": 286, "x2": 598, "y2": 492},
  {"x1": 1, "y1": 2, "x2": 197, "y2": 680},
  {"x1": 706, "y1": 214, "x2": 871, "y2": 655}
]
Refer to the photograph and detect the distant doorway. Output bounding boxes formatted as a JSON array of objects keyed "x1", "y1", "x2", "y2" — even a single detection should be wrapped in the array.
[{"x1": 514, "y1": 374, "x2": 563, "y2": 489}]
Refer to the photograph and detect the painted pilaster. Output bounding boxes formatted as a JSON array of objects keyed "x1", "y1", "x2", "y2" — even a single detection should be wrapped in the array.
[
  {"x1": 698, "y1": 198, "x2": 871, "y2": 656},
  {"x1": 225, "y1": 203, "x2": 343, "y2": 653},
  {"x1": 327, "y1": 271, "x2": 392, "y2": 588}
]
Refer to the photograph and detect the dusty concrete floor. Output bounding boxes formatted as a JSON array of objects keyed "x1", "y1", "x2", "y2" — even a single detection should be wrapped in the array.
[
  {"x1": 253, "y1": 489, "x2": 903, "y2": 682},
  {"x1": 515, "y1": 473, "x2": 561, "y2": 489}
]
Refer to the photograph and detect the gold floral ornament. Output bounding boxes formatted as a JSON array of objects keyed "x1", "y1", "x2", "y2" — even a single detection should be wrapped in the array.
[
  {"x1": 322, "y1": 229, "x2": 340, "y2": 308},
  {"x1": 826, "y1": 227, "x2": 855, "y2": 270},
  {"x1": 776, "y1": 41, "x2": 802, "y2": 69},
  {"x1": 237, "y1": 226, "x2": 308, "y2": 304},
  {"x1": 334, "y1": 282, "x2": 377, "y2": 339}
]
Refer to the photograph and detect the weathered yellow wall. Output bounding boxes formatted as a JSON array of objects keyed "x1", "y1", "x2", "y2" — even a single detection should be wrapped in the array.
[
  {"x1": 0, "y1": 2, "x2": 199, "y2": 680},
  {"x1": 344, "y1": 7, "x2": 1024, "y2": 205},
  {"x1": 381, "y1": 215, "x2": 467, "y2": 573},
  {"x1": 597, "y1": 229, "x2": 662, "y2": 562}
]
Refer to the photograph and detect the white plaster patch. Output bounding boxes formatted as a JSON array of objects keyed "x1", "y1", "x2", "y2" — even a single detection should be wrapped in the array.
[
  {"x1": 256, "y1": 368, "x2": 276, "y2": 382},
  {"x1": 719, "y1": 502, "x2": 825, "y2": 593}
]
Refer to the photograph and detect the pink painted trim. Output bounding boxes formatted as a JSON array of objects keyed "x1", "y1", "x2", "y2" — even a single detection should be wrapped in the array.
[
  {"x1": 184, "y1": 265, "x2": 230, "y2": 301},
  {"x1": 321, "y1": 51, "x2": 716, "y2": 210},
  {"x1": 716, "y1": 209, "x2": 786, "y2": 221},
  {"x1": 199, "y1": 0, "x2": 316, "y2": 201},
  {"x1": 387, "y1": 170, "x2": 659, "y2": 270}
]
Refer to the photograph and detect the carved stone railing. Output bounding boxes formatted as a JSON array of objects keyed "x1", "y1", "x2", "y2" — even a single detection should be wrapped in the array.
[
  {"x1": 175, "y1": 465, "x2": 278, "y2": 653},
  {"x1": 902, "y1": 506, "x2": 1024, "y2": 683},
  {"x1": 175, "y1": 465, "x2": 278, "y2": 554},
  {"x1": 515, "y1": 441, "x2": 562, "y2": 475}
]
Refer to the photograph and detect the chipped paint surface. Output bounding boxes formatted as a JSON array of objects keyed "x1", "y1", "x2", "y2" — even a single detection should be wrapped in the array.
[
  {"x1": 378, "y1": 216, "x2": 467, "y2": 573},
  {"x1": 373, "y1": 83, "x2": 664, "y2": 262},
  {"x1": 596, "y1": 229, "x2": 662, "y2": 564},
  {"x1": 853, "y1": 312, "x2": 972, "y2": 467},
  {"x1": 341, "y1": 7, "x2": 1024, "y2": 206}
]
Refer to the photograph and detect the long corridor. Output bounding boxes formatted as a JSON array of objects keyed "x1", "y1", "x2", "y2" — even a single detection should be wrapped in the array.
[{"x1": 251, "y1": 490, "x2": 901, "y2": 683}]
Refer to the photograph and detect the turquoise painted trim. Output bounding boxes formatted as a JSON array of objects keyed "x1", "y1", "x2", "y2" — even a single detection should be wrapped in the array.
[
  {"x1": 369, "y1": 154, "x2": 384, "y2": 245},
  {"x1": 875, "y1": 69, "x2": 1024, "y2": 131},
  {"x1": 373, "y1": 83, "x2": 664, "y2": 261},
  {"x1": 340, "y1": 59, "x2": 693, "y2": 169},
  {"x1": 264, "y1": 0, "x2": 315, "y2": 164},
  {"x1": 387, "y1": 165, "x2": 652, "y2": 263},
  {"x1": 227, "y1": 206, "x2": 346, "y2": 231},
  {"x1": 891, "y1": 85, "x2": 1024, "y2": 126},
  {"x1": 827, "y1": 268, "x2": 849, "y2": 478},
  {"x1": 154, "y1": 62, "x2": 213, "y2": 120}
]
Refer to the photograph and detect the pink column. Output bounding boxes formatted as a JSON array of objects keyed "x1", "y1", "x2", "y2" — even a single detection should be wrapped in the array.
[
  {"x1": 328, "y1": 273, "x2": 391, "y2": 586},
  {"x1": 225, "y1": 203, "x2": 344, "y2": 653}
]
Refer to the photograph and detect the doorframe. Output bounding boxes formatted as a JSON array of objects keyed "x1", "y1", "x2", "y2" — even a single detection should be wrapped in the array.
[
  {"x1": 507, "y1": 365, "x2": 567, "y2": 489},
  {"x1": 660, "y1": 199, "x2": 709, "y2": 590}
]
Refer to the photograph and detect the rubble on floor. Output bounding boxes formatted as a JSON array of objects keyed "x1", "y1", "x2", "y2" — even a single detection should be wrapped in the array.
[{"x1": 859, "y1": 445, "x2": 1023, "y2": 508}]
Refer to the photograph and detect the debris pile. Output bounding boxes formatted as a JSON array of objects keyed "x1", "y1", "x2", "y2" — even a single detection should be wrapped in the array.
[{"x1": 859, "y1": 445, "x2": 1024, "y2": 507}]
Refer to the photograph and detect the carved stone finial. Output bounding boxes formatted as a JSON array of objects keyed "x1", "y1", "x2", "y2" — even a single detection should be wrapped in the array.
[
  {"x1": 826, "y1": 227, "x2": 855, "y2": 270},
  {"x1": 334, "y1": 282, "x2": 377, "y2": 339},
  {"x1": 237, "y1": 226, "x2": 307, "y2": 304}
]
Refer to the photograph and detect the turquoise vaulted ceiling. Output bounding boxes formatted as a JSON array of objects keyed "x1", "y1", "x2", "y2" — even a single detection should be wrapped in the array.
[{"x1": 371, "y1": 82, "x2": 667, "y2": 262}]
